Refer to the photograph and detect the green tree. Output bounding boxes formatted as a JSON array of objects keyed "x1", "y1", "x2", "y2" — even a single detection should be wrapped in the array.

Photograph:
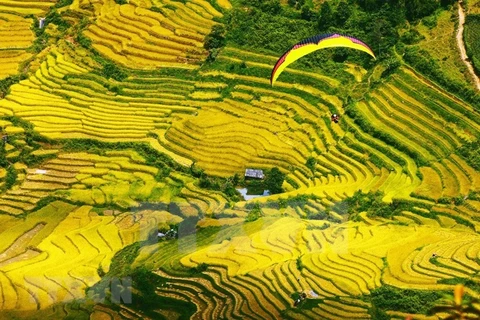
[
  {"x1": 306, "y1": 156, "x2": 317, "y2": 173},
  {"x1": 102, "y1": 62, "x2": 127, "y2": 81},
  {"x1": 245, "y1": 204, "x2": 262, "y2": 222},
  {"x1": 204, "y1": 24, "x2": 226, "y2": 51},
  {"x1": 0, "y1": 142, "x2": 7, "y2": 168},
  {"x1": 301, "y1": 4, "x2": 315, "y2": 21},
  {"x1": 405, "y1": 0, "x2": 439, "y2": 21},
  {"x1": 259, "y1": 0, "x2": 282, "y2": 14},
  {"x1": 265, "y1": 167, "x2": 285, "y2": 194},
  {"x1": 232, "y1": 173, "x2": 240, "y2": 186},
  {"x1": 334, "y1": 1, "x2": 352, "y2": 27},
  {"x1": 5, "y1": 165, "x2": 17, "y2": 190},
  {"x1": 318, "y1": 2, "x2": 333, "y2": 31}
]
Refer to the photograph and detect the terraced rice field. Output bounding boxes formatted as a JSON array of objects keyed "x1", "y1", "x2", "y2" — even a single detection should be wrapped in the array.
[
  {"x1": 83, "y1": 0, "x2": 220, "y2": 69},
  {"x1": 0, "y1": 13, "x2": 34, "y2": 80},
  {"x1": 0, "y1": 201, "x2": 182, "y2": 311},
  {"x1": 0, "y1": 149, "x2": 227, "y2": 215},
  {"x1": 137, "y1": 215, "x2": 480, "y2": 319},
  {"x1": 0, "y1": 0, "x2": 480, "y2": 318},
  {"x1": 0, "y1": 0, "x2": 54, "y2": 15}
]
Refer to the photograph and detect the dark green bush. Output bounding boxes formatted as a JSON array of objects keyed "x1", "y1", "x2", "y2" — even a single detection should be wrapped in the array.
[
  {"x1": 101, "y1": 62, "x2": 127, "y2": 81},
  {"x1": 370, "y1": 285, "x2": 444, "y2": 314},
  {"x1": 264, "y1": 167, "x2": 285, "y2": 194},
  {"x1": 401, "y1": 29, "x2": 425, "y2": 45},
  {"x1": 5, "y1": 165, "x2": 17, "y2": 190}
]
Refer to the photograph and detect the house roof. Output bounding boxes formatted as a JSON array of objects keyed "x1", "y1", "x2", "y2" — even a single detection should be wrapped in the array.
[{"x1": 245, "y1": 169, "x2": 264, "y2": 178}]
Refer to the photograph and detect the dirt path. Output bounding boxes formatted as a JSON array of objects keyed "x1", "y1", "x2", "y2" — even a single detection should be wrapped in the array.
[{"x1": 457, "y1": 0, "x2": 480, "y2": 91}]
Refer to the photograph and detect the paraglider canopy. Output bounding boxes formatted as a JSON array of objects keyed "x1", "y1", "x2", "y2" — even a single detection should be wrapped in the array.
[{"x1": 270, "y1": 33, "x2": 376, "y2": 86}]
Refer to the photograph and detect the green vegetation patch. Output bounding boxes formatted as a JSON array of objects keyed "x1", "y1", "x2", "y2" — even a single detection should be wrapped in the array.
[
  {"x1": 465, "y1": 15, "x2": 480, "y2": 75},
  {"x1": 1, "y1": 116, "x2": 58, "y2": 168},
  {"x1": 368, "y1": 285, "x2": 446, "y2": 315},
  {"x1": 88, "y1": 240, "x2": 197, "y2": 320},
  {"x1": 334, "y1": 190, "x2": 424, "y2": 220},
  {"x1": 438, "y1": 277, "x2": 480, "y2": 293},
  {"x1": 403, "y1": 46, "x2": 480, "y2": 105},
  {"x1": 0, "y1": 75, "x2": 27, "y2": 99},
  {"x1": 458, "y1": 137, "x2": 480, "y2": 171},
  {"x1": 4, "y1": 165, "x2": 17, "y2": 191}
]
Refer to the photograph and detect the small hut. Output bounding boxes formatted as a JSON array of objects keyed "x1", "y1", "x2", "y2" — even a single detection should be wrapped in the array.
[{"x1": 245, "y1": 169, "x2": 264, "y2": 179}]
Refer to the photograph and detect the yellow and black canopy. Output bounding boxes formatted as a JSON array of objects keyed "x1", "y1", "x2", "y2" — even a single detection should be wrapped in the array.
[{"x1": 270, "y1": 33, "x2": 376, "y2": 86}]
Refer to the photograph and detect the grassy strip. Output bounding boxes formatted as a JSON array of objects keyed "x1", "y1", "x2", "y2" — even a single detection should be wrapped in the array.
[
  {"x1": 367, "y1": 285, "x2": 446, "y2": 317},
  {"x1": 464, "y1": 15, "x2": 480, "y2": 75},
  {"x1": 458, "y1": 137, "x2": 480, "y2": 171},
  {"x1": 4, "y1": 165, "x2": 17, "y2": 191},
  {"x1": 403, "y1": 46, "x2": 480, "y2": 106},
  {"x1": 0, "y1": 74, "x2": 27, "y2": 99},
  {"x1": 335, "y1": 190, "x2": 431, "y2": 220},
  {"x1": 438, "y1": 277, "x2": 480, "y2": 293}
]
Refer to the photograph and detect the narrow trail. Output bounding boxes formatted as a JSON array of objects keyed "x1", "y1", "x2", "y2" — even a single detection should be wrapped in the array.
[{"x1": 457, "y1": 0, "x2": 480, "y2": 91}]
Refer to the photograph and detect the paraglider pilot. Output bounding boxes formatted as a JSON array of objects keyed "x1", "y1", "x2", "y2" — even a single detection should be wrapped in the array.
[{"x1": 331, "y1": 114, "x2": 340, "y2": 123}]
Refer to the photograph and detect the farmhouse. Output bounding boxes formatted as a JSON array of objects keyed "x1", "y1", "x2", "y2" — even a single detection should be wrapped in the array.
[{"x1": 245, "y1": 169, "x2": 264, "y2": 179}]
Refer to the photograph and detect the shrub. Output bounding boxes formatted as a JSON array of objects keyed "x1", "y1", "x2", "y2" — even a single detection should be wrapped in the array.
[
  {"x1": 380, "y1": 57, "x2": 401, "y2": 78},
  {"x1": 245, "y1": 204, "x2": 262, "y2": 222},
  {"x1": 370, "y1": 285, "x2": 445, "y2": 314},
  {"x1": 337, "y1": 190, "x2": 420, "y2": 219},
  {"x1": 204, "y1": 25, "x2": 226, "y2": 51},
  {"x1": 457, "y1": 138, "x2": 480, "y2": 171},
  {"x1": 5, "y1": 165, "x2": 17, "y2": 190},
  {"x1": 306, "y1": 156, "x2": 316, "y2": 173},
  {"x1": 189, "y1": 263, "x2": 208, "y2": 274},
  {"x1": 0, "y1": 75, "x2": 27, "y2": 98},
  {"x1": 464, "y1": 15, "x2": 480, "y2": 75},
  {"x1": 0, "y1": 143, "x2": 6, "y2": 168},
  {"x1": 264, "y1": 167, "x2": 285, "y2": 194},
  {"x1": 102, "y1": 62, "x2": 127, "y2": 81},
  {"x1": 54, "y1": 0, "x2": 73, "y2": 8},
  {"x1": 401, "y1": 29, "x2": 425, "y2": 45},
  {"x1": 44, "y1": 10, "x2": 71, "y2": 32},
  {"x1": 77, "y1": 33, "x2": 92, "y2": 48}
]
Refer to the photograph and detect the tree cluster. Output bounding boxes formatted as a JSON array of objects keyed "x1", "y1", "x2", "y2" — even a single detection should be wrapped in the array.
[
  {"x1": 335, "y1": 190, "x2": 416, "y2": 220},
  {"x1": 458, "y1": 138, "x2": 480, "y2": 171},
  {"x1": 204, "y1": 24, "x2": 227, "y2": 61},
  {"x1": 370, "y1": 285, "x2": 445, "y2": 315},
  {"x1": 228, "y1": 0, "x2": 454, "y2": 64}
]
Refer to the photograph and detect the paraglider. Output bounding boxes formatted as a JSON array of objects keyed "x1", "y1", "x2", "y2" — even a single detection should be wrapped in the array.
[{"x1": 270, "y1": 33, "x2": 376, "y2": 86}]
